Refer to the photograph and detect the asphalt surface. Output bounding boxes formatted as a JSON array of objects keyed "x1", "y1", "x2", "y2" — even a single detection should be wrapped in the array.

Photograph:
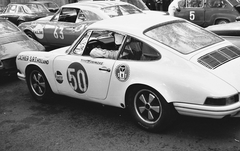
[{"x1": 1, "y1": 76, "x2": 240, "y2": 151}]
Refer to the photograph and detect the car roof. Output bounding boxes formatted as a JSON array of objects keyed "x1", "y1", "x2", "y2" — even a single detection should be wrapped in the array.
[
  {"x1": 28, "y1": 1, "x2": 57, "y2": 4},
  {"x1": 63, "y1": 1, "x2": 135, "y2": 9},
  {"x1": 8, "y1": 2, "x2": 42, "y2": 5},
  {"x1": 87, "y1": 12, "x2": 183, "y2": 35}
]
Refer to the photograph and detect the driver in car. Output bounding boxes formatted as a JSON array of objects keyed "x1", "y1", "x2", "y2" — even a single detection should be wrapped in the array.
[{"x1": 90, "y1": 33, "x2": 124, "y2": 59}]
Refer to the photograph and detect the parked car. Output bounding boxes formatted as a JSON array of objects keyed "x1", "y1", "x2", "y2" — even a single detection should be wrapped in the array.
[
  {"x1": 16, "y1": 13, "x2": 240, "y2": 132},
  {"x1": 0, "y1": 2, "x2": 53, "y2": 26},
  {"x1": 0, "y1": 4, "x2": 5, "y2": 14},
  {"x1": 28, "y1": 1, "x2": 60, "y2": 13},
  {"x1": 206, "y1": 21, "x2": 240, "y2": 48},
  {"x1": 78, "y1": 0, "x2": 150, "y2": 10},
  {"x1": 18, "y1": 1, "x2": 143, "y2": 48},
  {"x1": 174, "y1": 0, "x2": 240, "y2": 27},
  {"x1": 0, "y1": 18, "x2": 45, "y2": 76}
]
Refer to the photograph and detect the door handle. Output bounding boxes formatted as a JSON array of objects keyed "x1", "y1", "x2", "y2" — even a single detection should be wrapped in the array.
[
  {"x1": 99, "y1": 67, "x2": 110, "y2": 72},
  {"x1": 66, "y1": 27, "x2": 75, "y2": 31}
]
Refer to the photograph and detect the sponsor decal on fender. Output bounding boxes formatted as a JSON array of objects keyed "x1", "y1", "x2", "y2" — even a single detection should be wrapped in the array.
[
  {"x1": 17, "y1": 55, "x2": 49, "y2": 65},
  {"x1": 29, "y1": 56, "x2": 49, "y2": 64},
  {"x1": 115, "y1": 64, "x2": 130, "y2": 82},
  {"x1": 55, "y1": 71, "x2": 63, "y2": 84},
  {"x1": 17, "y1": 55, "x2": 29, "y2": 61}
]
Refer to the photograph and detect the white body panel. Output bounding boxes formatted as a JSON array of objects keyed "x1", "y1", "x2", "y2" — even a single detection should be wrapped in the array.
[{"x1": 16, "y1": 13, "x2": 240, "y2": 119}]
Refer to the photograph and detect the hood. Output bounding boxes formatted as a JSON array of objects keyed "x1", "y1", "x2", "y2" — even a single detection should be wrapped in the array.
[
  {"x1": 190, "y1": 42, "x2": 240, "y2": 91},
  {"x1": 206, "y1": 21, "x2": 240, "y2": 36},
  {"x1": 50, "y1": 46, "x2": 70, "y2": 54},
  {"x1": 29, "y1": 12, "x2": 53, "y2": 20},
  {"x1": 0, "y1": 33, "x2": 44, "y2": 60},
  {"x1": 37, "y1": 15, "x2": 53, "y2": 21}
]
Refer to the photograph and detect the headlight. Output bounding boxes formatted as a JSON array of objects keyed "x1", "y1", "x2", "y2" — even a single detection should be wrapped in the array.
[{"x1": 204, "y1": 94, "x2": 239, "y2": 106}]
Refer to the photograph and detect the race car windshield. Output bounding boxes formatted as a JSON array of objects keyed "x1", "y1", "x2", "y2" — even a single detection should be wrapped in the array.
[
  {"x1": 102, "y1": 5, "x2": 142, "y2": 17},
  {"x1": 144, "y1": 21, "x2": 223, "y2": 54}
]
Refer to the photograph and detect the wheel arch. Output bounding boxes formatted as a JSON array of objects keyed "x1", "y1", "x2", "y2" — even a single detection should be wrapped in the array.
[
  {"x1": 24, "y1": 29, "x2": 39, "y2": 41},
  {"x1": 25, "y1": 64, "x2": 56, "y2": 94},
  {"x1": 214, "y1": 18, "x2": 230, "y2": 24},
  {"x1": 125, "y1": 83, "x2": 172, "y2": 108},
  {"x1": 124, "y1": 83, "x2": 177, "y2": 132}
]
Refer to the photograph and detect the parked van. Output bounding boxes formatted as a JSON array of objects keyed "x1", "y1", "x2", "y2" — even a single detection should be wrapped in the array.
[{"x1": 174, "y1": 0, "x2": 240, "y2": 27}]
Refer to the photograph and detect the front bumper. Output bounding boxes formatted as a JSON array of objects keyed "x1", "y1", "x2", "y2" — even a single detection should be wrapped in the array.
[
  {"x1": 174, "y1": 102, "x2": 240, "y2": 119},
  {"x1": 17, "y1": 72, "x2": 26, "y2": 81}
]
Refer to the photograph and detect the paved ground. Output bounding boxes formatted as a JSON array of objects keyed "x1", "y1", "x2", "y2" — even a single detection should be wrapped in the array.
[{"x1": 1, "y1": 77, "x2": 240, "y2": 151}]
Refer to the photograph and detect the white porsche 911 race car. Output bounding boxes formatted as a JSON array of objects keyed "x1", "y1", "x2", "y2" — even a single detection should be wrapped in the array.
[{"x1": 16, "y1": 13, "x2": 240, "y2": 132}]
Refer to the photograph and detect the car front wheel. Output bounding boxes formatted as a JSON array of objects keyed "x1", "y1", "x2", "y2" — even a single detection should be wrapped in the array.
[
  {"x1": 128, "y1": 86, "x2": 174, "y2": 132},
  {"x1": 26, "y1": 66, "x2": 53, "y2": 102},
  {"x1": 25, "y1": 31, "x2": 38, "y2": 41}
]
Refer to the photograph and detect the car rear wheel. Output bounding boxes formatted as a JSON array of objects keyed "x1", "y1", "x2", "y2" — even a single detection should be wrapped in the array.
[
  {"x1": 215, "y1": 19, "x2": 229, "y2": 25},
  {"x1": 127, "y1": 86, "x2": 174, "y2": 132},
  {"x1": 26, "y1": 66, "x2": 53, "y2": 102}
]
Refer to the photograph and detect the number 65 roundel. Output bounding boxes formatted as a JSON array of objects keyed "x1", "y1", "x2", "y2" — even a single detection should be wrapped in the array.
[{"x1": 67, "y1": 62, "x2": 89, "y2": 93}]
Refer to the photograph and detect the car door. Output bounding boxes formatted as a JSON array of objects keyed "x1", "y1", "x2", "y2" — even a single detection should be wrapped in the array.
[
  {"x1": 53, "y1": 30, "x2": 119, "y2": 100},
  {"x1": 175, "y1": 0, "x2": 205, "y2": 26},
  {"x1": 44, "y1": 7, "x2": 82, "y2": 46}
]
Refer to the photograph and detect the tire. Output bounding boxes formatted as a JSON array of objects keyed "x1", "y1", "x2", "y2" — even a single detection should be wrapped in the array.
[
  {"x1": 215, "y1": 19, "x2": 229, "y2": 25},
  {"x1": 25, "y1": 31, "x2": 38, "y2": 41},
  {"x1": 127, "y1": 86, "x2": 174, "y2": 132},
  {"x1": 26, "y1": 66, "x2": 53, "y2": 103}
]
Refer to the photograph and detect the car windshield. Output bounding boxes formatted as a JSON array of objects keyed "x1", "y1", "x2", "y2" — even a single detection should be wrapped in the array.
[
  {"x1": 24, "y1": 4, "x2": 49, "y2": 13},
  {"x1": 102, "y1": 5, "x2": 142, "y2": 17},
  {"x1": 144, "y1": 21, "x2": 223, "y2": 54},
  {"x1": 43, "y1": 2, "x2": 58, "y2": 8},
  {"x1": 0, "y1": 21, "x2": 19, "y2": 34}
]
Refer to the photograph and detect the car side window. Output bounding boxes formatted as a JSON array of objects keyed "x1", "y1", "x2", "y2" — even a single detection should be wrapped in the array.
[
  {"x1": 207, "y1": 0, "x2": 226, "y2": 8},
  {"x1": 76, "y1": 10, "x2": 87, "y2": 23},
  {"x1": 58, "y1": 8, "x2": 79, "y2": 23},
  {"x1": 102, "y1": 6, "x2": 123, "y2": 17},
  {"x1": 82, "y1": 10, "x2": 103, "y2": 21},
  {"x1": 119, "y1": 36, "x2": 160, "y2": 61},
  {"x1": 83, "y1": 30, "x2": 122, "y2": 59},
  {"x1": 72, "y1": 30, "x2": 92, "y2": 55},
  {"x1": 186, "y1": 0, "x2": 203, "y2": 7},
  {"x1": 5, "y1": 5, "x2": 17, "y2": 13},
  {"x1": 18, "y1": 6, "x2": 24, "y2": 13}
]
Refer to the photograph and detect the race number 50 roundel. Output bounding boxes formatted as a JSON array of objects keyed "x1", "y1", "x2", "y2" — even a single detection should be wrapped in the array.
[{"x1": 67, "y1": 62, "x2": 88, "y2": 93}]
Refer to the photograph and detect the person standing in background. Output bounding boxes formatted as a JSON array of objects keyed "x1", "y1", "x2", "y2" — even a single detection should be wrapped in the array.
[
  {"x1": 168, "y1": 0, "x2": 183, "y2": 16},
  {"x1": 162, "y1": 0, "x2": 171, "y2": 11}
]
